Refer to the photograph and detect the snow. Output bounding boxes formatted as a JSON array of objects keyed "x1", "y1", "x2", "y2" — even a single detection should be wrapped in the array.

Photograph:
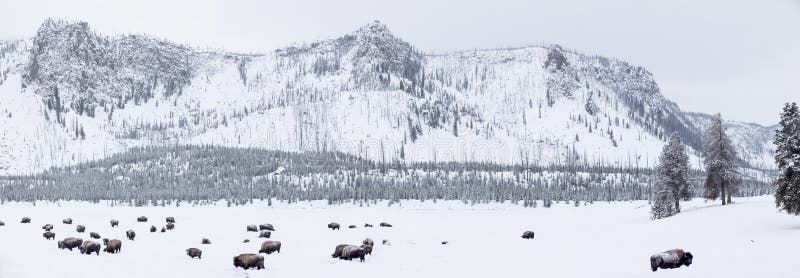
[{"x1": 0, "y1": 196, "x2": 797, "y2": 278}]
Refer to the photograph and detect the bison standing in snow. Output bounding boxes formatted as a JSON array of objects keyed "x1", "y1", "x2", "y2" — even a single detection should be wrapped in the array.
[
  {"x1": 0, "y1": 220, "x2": 4, "y2": 226},
  {"x1": 328, "y1": 223, "x2": 340, "y2": 230},
  {"x1": 259, "y1": 241, "x2": 282, "y2": 254},
  {"x1": 650, "y1": 249, "x2": 693, "y2": 271},
  {"x1": 104, "y1": 239, "x2": 122, "y2": 254},
  {"x1": 233, "y1": 254, "x2": 265, "y2": 270},
  {"x1": 186, "y1": 248, "x2": 202, "y2": 259},
  {"x1": 166, "y1": 223, "x2": 175, "y2": 230},
  {"x1": 166, "y1": 217, "x2": 175, "y2": 223},
  {"x1": 76, "y1": 225, "x2": 86, "y2": 233},
  {"x1": 58, "y1": 237, "x2": 83, "y2": 251},
  {"x1": 379, "y1": 222, "x2": 392, "y2": 227},
  {"x1": 126, "y1": 230, "x2": 136, "y2": 241},
  {"x1": 341, "y1": 245, "x2": 367, "y2": 262},
  {"x1": 62, "y1": 218, "x2": 73, "y2": 225},
  {"x1": 259, "y1": 224, "x2": 275, "y2": 231},
  {"x1": 90, "y1": 232, "x2": 101, "y2": 239},
  {"x1": 80, "y1": 241, "x2": 101, "y2": 255},
  {"x1": 247, "y1": 225, "x2": 258, "y2": 232},
  {"x1": 42, "y1": 224, "x2": 54, "y2": 231},
  {"x1": 21, "y1": 217, "x2": 31, "y2": 223},
  {"x1": 43, "y1": 231, "x2": 56, "y2": 240},
  {"x1": 521, "y1": 231, "x2": 535, "y2": 239},
  {"x1": 110, "y1": 219, "x2": 119, "y2": 227},
  {"x1": 363, "y1": 238, "x2": 374, "y2": 246},
  {"x1": 259, "y1": 231, "x2": 271, "y2": 238},
  {"x1": 201, "y1": 238, "x2": 211, "y2": 244},
  {"x1": 137, "y1": 216, "x2": 148, "y2": 222}
]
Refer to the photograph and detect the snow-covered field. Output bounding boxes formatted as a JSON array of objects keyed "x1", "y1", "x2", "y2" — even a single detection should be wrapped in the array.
[{"x1": 0, "y1": 196, "x2": 797, "y2": 278}]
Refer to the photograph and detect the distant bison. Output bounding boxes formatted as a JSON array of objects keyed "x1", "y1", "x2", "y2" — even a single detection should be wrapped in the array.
[
  {"x1": 80, "y1": 241, "x2": 101, "y2": 255},
  {"x1": 0, "y1": 220, "x2": 4, "y2": 226},
  {"x1": 161, "y1": 227, "x2": 166, "y2": 233},
  {"x1": 58, "y1": 237, "x2": 83, "y2": 251},
  {"x1": 166, "y1": 223, "x2": 175, "y2": 230},
  {"x1": 42, "y1": 224, "x2": 54, "y2": 231},
  {"x1": 364, "y1": 223, "x2": 373, "y2": 228},
  {"x1": 382, "y1": 240, "x2": 391, "y2": 246},
  {"x1": 110, "y1": 219, "x2": 119, "y2": 227},
  {"x1": 150, "y1": 226, "x2": 157, "y2": 233},
  {"x1": 442, "y1": 241, "x2": 449, "y2": 245},
  {"x1": 201, "y1": 238, "x2": 211, "y2": 244},
  {"x1": 126, "y1": 230, "x2": 136, "y2": 241},
  {"x1": 233, "y1": 254, "x2": 265, "y2": 270},
  {"x1": 521, "y1": 231, "x2": 535, "y2": 239},
  {"x1": 21, "y1": 217, "x2": 31, "y2": 223},
  {"x1": 360, "y1": 244, "x2": 373, "y2": 255},
  {"x1": 166, "y1": 217, "x2": 175, "y2": 223},
  {"x1": 137, "y1": 216, "x2": 148, "y2": 222},
  {"x1": 259, "y1": 231, "x2": 271, "y2": 238},
  {"x1": 650, "y1": 249, "x2": 694, "y2": 272},
  {"x1": 259, "y1": 241, "x2": 282, "y2": 254},
  {"x1": 259, "y1": 224, "x2": 275, "y2": 231},
  {"x1": 90, "y1": 232, "x2": 101, "y2": 239},
  {"x1": 380, "y1": 222, "x2": 392, "y2": 227},
  {"x1": 76, "y1": 225, "x2": 86, "y2": 233},
  {"x1": 43, "y1": 231, "x2": 56, "y2": 240},
  {"x1": 363, "y1": 238, "x2": 374, "y2": 246},
  {"x1": 348, "y1": 225, "x2": 357, "y2": 229},
  {"x1": 328, "y1": 223, "x2": 340, "y2": 230},
  {"x1": 62, "y1": 218, "x2": 73, "y2": 225},
  {"x1": 247, "y1": 225, "x2": 258, "y2": 232},
  {"x1": 243, "y1": 239, "x2": 250, "y2": 243},
  {"x1": 186, "y1": 248, "x2": 202, "y2": 259},
  {"x1": 104, "y1": 239, "x2": 122, "y2": 254}
]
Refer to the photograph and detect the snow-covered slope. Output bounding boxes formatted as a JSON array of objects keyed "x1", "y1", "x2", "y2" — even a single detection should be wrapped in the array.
[{"x1": 0, "y1": 19, "x2": 776, "y2": 175}]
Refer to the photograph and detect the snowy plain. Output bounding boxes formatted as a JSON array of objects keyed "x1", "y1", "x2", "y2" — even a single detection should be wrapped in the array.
[{"x1": 0, "y1": 196, "x2": 797, "y2": 278}]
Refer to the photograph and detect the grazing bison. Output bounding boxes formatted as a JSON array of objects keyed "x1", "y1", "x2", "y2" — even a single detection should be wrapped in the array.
[
  {"x1": 340, "y1": 245, "x2": 367, "y2": 262},
  {"x1": 259, "y1": 241, "x2": 282, "y2": 254},
  {"x1": 247, "y1": 225, "x2": 258, "y2": 232},
  {"x1": 80, "y1": 241, "x2": 101, "y2": 255},
  {"x1": 137, "y1": 216, "x2": 148, "y2": 222},
  {"x1": 21, "y1": 217, "x2": 31, "y2": 223},
  {"x1": 110, "y1": 219, "x2": 119, "y2": 227},
  {"x1": 166, "y1": 223, "x2": 175, "y2": 230},
  {"x1": 166, "y1": 217, "x2": 175, "y2": 223},
  {"x1": 43, "y1": 231, "x2": 56, "y2": 240},
  {"x1": 42, "y1": 224, "x2": 54, "y2": 231},
  {"x1": 521, "y1": 231, "x2": 535, "y2": 239},
  {"x1": 259, "y1": 231, "x2": 271, "y2": 238},
  {"x1": 364, "y1": 223, "x2": 373, "y2": 228},
  {"x1": 259, "y1": 224, "x2": 275, "y2": 231},
  {"x1": 58, "y1": 237, "x2": 83, "y2": 251},
  {"x1": 651, "y1": 249, "x2": 693, "y2": 272},
  {"x1": 332, "y1": 244, "x2": 348, "y2": 258},
  {"x1": 150, "y1": 226, "x2": 157, "y2": 233},
  {"x1": 62, "y1": 218, "x2": 73, "y2": 225},
  {"x1": 76, "y1": 225, "x2": 86, "y2": 233},
  {"x1": 233, "y1": 254, "x2": 265, "y2": 270},
  {"x1": 201, "y1": 238, "x2": 211, "y2": 244},
  {"x1": 328, "y1": 223, "x2": 340, "y2": 230},
  {"x1": 104, "y1": 239, "x2": 122, "y2": 254},
  {"x1": 348, "y1": 225, "x2": 357, "y2": 229},
  {"x1": 243, "y1": 239, "x2": 250, "y2": 243},
  {"x1": 90, "y1": 232, "x2": 101, "y2": 239},
  {"x1": 186, "y1": 248, "x2": 202, "y2": 259},
  {"x1": 363, "y1": 238, "x2": 374, "y2": 246},
  {"x1": 380, "y1": 222, "x2": 392, "y2": 227},
  {"x1": 360, "y1": 244, "x2": 373, "y2": 255},
  {"x1": 126, "y1": 230, "x2": 136, "y2": 241}
]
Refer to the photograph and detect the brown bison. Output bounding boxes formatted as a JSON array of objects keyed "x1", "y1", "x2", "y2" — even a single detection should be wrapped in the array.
[
  {"x1": 247, "y1": 225, "x2": 258, "y2": 232},
  {"x1": 166, "y1": 223, "x2": 175, "y2": 230},
  {"x1": 332, "y1": 244, "x2": 348, "y2": 258},
  {"x1": 380, "y1": 222, "x2": 392, "y2": 227},
  {"x1": 341, "y1": 245, "x2": 367, "y2": 262},
  {"x1": 360, "y1": 244, "x2": 373, "y2": 255},
  {"x1": 90, "y1": 232, "x2": 101, "y2": 239},
  {"x1": 126, "y1": 230, "x2": 136, "y2": 241},
  {"x1": 201, "y1": 238, "x2": 211, "y2": 244},
  {"x1": 328, "y1": 223, "x2": 340, "y2": 230},
  {"x1": 62, "y1": 218, "x2": 73, "y2": 225},
  {"x1": 166, "y1": 217, "x2": 176, "y2": 223},
  {"x1": 80, "y1": 241, "x2": 101, "y2": 255},
  {"x1": 104, "y1": 239, "x2": 122, "y2": 254},
  {"x1": 186, "y1": 248, "x2": 202, "y2": 259},
  {"x1": 521, "y1": 231, "x2": 535, "y2": 239},
  {"x1": 651, "y1": 249, "x2": 693, "y2": 271},
  {"x1": 76, "y1": 225, "x2": 86, "y2": 233},
  {"x1": 259, "y1": 241, "x2": 282, "y2": 254},
  {"x1": 58, "y1": 237, "x2": 83, "y2": 251},
  {"x1": 259, "y1": 224, "x2": 275, "y2": 231},
  {"x1": 363, "y1": 238, "x2": 374, "y2": 246},
  {"x1": 43, "y1": 231, "x2": 56, "y2": 240},
  {"x1": 364, "y1": 223, "x2": 373, "y2": 228},
  {"x1": 233, "y1": 254, "x2": 265, "y2": 270},
  {"x1": 150, "y1": 226, "x2": 157, "y2": 233},
  {"x1": 259, "y1": 231, "x2": 271, "y2": 238},
  {"x1": 21, "y1": 217, "x2": 31, "y2": 223},
  {"x1": 110, "y1": 219, "x2": 119, "y2": 227},
  {"x1": 137, "y1": 216, "x2": 148, "y2": 222},
  {"x1": 42, "y1": 224, "x2": 54, "y2": 231}
]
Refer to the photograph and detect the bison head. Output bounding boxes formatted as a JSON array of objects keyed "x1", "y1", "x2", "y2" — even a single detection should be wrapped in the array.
[{"x1": 682, "y1": 252, "x2": 693, "y2": 266}]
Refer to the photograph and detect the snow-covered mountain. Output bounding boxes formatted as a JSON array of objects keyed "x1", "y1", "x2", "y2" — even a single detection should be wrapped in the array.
[{"x1": 0, "y1": 19, "x2": 776, "y2": 175}]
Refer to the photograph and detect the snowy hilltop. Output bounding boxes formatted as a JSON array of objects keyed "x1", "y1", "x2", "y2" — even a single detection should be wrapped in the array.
[{"x1": 0, "y1": 19, "x2": 776, "y2": 175}]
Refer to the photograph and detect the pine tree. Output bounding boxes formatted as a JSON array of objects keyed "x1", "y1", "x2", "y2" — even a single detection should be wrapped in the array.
[
  {"x1": 651, "y1": 178, "x2": 677, "y2": 220},
  {"x1": 702, "y1": 113, "x2": 738, "y2": 205},
  {"x1": 658, "y1": 132, "x2": 692, "y2": 212},
  {"x1": 775, "y1": 102, "x2": 800, "y2": 214}
]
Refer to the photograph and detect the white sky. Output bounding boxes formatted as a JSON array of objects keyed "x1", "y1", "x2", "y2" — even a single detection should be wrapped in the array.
[{"x1": 1, "y1": 0, "x2": 797, "y2": 125}]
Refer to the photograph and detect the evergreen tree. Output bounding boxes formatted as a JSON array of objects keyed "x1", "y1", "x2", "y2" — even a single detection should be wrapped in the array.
[
  {"x1": 702, "y1": 113, "x2": 738, "y2": 205},
  {"x1": 651, "y1": 178, "x2": 677, "y2": 219},
  {"x1": 775, "y1": 102, "x2": 800, "y2": 214},
  {"x1": 658, "y1": 132, "x2": 692, "y2": 212}
]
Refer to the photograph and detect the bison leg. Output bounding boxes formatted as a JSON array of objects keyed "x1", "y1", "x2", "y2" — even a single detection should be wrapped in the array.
[{"x1": 651, "y1": 257, "x2": 661, "y2": 272}]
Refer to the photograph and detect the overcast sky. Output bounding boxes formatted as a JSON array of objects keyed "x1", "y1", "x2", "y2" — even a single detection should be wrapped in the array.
[{"x1": 1, "y1": 0, "x2": 797, "y2": 125}]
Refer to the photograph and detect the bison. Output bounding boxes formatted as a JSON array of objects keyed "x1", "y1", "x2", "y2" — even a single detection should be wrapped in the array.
[
  {"x1": 166, "y1": 223, "x2": 175, "y2": 230},
  {"x1": 126, "y1": 230, "x2": 136, "y2": 241},
  {"x1": 201, "y1": 238, "x2": 211, "y2": 244},
  {"x1": 90, "y1": 232, "x2": 101, "y2": 239},
  {"x1": 137, "y1": 216, "x2": 148, "y2": 222},
  {"x1": 80, "y1": 241, "x2": 101, "y2": 255},
  {"x1": 43, "y1": 231, "x2": 56, "y2": 240},
  {"x1": 76, "y1": 225, "x2": 86, "y2": 233},
  {"x1": 650, "y1": 249, "x2": 694, "y2": 272},
  {"x1": 233, "y1": 254, "x2": 265, "y2": 270},
  {"x1": 259, "y1": 231, "x2": 271, "y2": 238},
  {"x1": 348, "y1": 225, "x2": 357, "y2": 229},
  {"x1": 247, "y1": 225, "x2": 258, "y2": 232},
  {"x1": 363, "y1": 238, "x2": 374, "y2": 246},
  {"x1": 186, "y1": 248, "x2": 202, "y2": 259},
  {"x1": 332, "y1": 244, "x2": 348, "y2": 258},
  {"x1": 58, "y1": 237, "x2": 83, "y2": 251},
  {"x1": 360, "y1": 244, "x2": 373, "y2": 255},
  {"x1": 150, "y1": 226, "x2": 157, "y2": 233},
  {"x1": 364, "y1": 223, "x2": 373, "y2": 228},
  {"x1": 42, "y1": 224, "x2": 54, "y2": 231},
  {"x1": 110, "y1": 219, "x2": 119, "y2": 227},
  {"x1": 166, "y1": 217, "x2": 175, "y2": 223},
  {"x1": 243, "y1": 239, "x2": 250, "y2": 243},
  {"x1": 259, "y1": 224, "x2": 275, "y2": 231},
  {"x1": 161, "y1": 227, "x2": 166, "y2": 233},
  {"x1": 521, "y1": 231, "x2": 535, "y2": 239},
  {"x1": 341, "y1": 245, "x2": 367, "y2": 262},
  {"x1": 62, "y1": 218, "x2": 73, "y2": 225},
  {"x1": 0, "y1": 220, "x2": 4, "y2": 226},
  {"x1": 328, "y1": 223, "x2": 340, "y2": 230},
  {"x1": 379, "y1": 222, "x2": 392, "y2": 227},
  {"x1": 259, "y1": 241, "x2": 282, "y2": 254},
  {"x1": 21, "y1": 217, "x2": 31, "y2": 223},
  {"x1": 104, "y1": 239, "x2": 122, "y2": 254},
  {"x1": 382, "y1": 240, "x2": 391, "y2": 246}
]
